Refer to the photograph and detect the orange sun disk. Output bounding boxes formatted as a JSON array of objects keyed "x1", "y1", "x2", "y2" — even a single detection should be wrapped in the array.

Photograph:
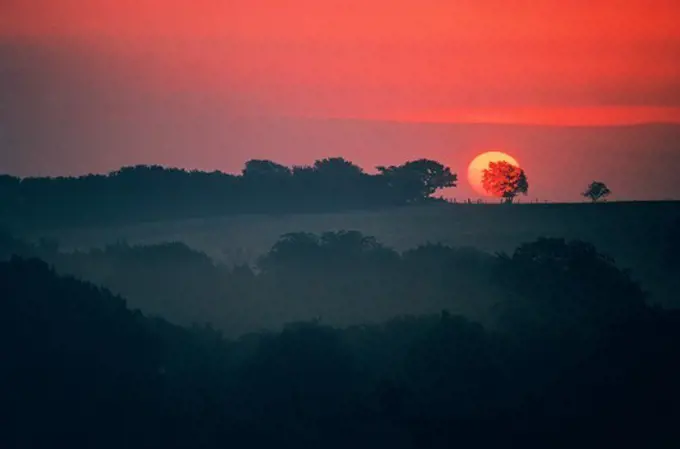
[{"x1": 467, "y1": 151, "x2": 520, "y2": 196}]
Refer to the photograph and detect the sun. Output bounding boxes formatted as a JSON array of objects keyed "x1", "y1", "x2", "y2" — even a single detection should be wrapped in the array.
[{"x1": 468, "y1": 151, "x2": 520, "y2": 196}]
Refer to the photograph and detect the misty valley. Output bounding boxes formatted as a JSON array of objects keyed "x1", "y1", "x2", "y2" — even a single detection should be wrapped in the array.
[{"x1": 2, "y1": 179, "x2": 680, "y2": 448}]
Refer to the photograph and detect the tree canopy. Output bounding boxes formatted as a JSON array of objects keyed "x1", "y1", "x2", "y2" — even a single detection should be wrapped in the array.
[
  {"x1": 2, "y1": 243, "x2": 679, "y2": 449},
  {"x1": 481, "y1": 161, "x2": 528, "y2": 203},
  {"x1": 582, "y1": 181, "x2": 611, "y2": 202},
  {"x1": 377, "y1": 159, "x2": 457, "y2": 203},
  {"x1": 0, "y1": 158, "x2": 457, "y2": 229}
]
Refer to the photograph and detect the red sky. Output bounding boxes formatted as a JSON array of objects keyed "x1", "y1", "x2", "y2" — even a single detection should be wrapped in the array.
[{"x1": 1, "y1": 0, "x2": 680, "y2": 200}]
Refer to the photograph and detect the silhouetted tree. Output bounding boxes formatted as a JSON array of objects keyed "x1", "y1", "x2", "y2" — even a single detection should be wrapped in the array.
[
  {"x1": 377, "y1": 159, "x2": 457, "y2": 203},
  {"x1": 582, "y1": 181, "x2": 611, "y2": 202},
  {"x1": 494, "y1": 237, "x2": 647, "y2": 335},
  {"x1": 258, "y1": 230, "x2": 399, "y2": 277},
  {"x1": 313, "y1": 157, "x2": 364, "y2": 177},
  {"x1": 309, "y1": 158, "x2": 370, "y2": 208},
  {"x1": 242, "y1": 159, "x2": 292, "y2": 178},
  {"x1": 481, "y1": 161, "x2": 528, "y2": 203}
]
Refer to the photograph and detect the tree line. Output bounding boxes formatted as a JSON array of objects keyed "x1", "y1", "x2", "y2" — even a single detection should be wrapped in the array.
[
  {"x1": 3, "y1": 224, "x2": 678, "y2": 336},
  {"x1": 0, "y1": 156, "x2": 618, "y2": 229},
  {"x1": 0, "y1": 230, "x2": 503, "y2": 334},
  {"x1": 0, "y1": 158, "x2": 456, "y2": 229}
]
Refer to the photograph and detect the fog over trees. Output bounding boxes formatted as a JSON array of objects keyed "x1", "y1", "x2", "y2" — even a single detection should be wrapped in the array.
[{"x1": 2, "y1": 230, "x2": 679, "y2": 448}]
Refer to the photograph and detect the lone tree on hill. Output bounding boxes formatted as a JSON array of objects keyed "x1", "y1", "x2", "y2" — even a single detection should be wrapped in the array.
[
  {"x1": 582, "y1": 181, "x2": 611, "y2": 202},
  {"x1": 481, "y1": 161, "x2": 528, "y2": 203}
]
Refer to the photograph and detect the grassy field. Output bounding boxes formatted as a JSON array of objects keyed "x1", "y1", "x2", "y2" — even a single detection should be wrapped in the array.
[{"x1": 26, "y1": 201, "x2": 680, "y2": 307}]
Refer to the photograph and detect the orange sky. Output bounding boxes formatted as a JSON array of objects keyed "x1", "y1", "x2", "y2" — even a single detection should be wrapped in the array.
[
  {"x1": 1, "y1": 0, "x2": 680, "y2": 200},
  {"x1": 2, "y1": 0, "x2": 680, "y2": 124}
]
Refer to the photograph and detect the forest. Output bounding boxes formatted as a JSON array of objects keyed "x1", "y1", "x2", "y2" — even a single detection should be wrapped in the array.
[{"x1": 2, "y1": 228, "x2": 679, "y2": 448}]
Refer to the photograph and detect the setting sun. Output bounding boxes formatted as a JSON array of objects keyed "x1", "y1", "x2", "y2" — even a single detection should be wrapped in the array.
[{"x1": 468, "y1": 151, "x2": 520, "y2": 196}]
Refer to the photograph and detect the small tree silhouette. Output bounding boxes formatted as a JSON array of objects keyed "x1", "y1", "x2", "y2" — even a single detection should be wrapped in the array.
[
  {"x1": 582, "y1": 181, "x2": 611, "y2": 202},
  {"x1": 481, "y1": 161, "x2": 528, "y2": 203}
]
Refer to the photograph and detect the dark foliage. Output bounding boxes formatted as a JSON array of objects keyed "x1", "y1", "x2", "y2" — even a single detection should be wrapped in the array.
[
  {"x1": 2, "y1": 229, "x2": 674, "y2": 339},
  {"x1": 0, "y1": 258, "x2": 164, "y2": 448},
  {"x1": 493, "y1": 238, "x2": 648, "y2": 335},
  {"x1": 0, "y1": 158, "x2": 456, "y2": 229},
  {"x1": 376, "y1": 159, "x2": 457, "y2": 204},
  {"x1": 1, "y1": 251, "x2": 678, "y2": 449},
  {"x1": 0, "y1": 231, "x2": 499, "y2": 334},
  {"x1": 664, "y1": 217, "x2": 680, "y2": 270},
  {"x1": 582, "y1": 180, "x2": 612, "y2": 202}
]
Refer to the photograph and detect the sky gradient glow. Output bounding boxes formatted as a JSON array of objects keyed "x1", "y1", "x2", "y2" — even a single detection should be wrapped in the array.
[{"x1": 1, "y1": 0, "x2": 680, "y2": 200}]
